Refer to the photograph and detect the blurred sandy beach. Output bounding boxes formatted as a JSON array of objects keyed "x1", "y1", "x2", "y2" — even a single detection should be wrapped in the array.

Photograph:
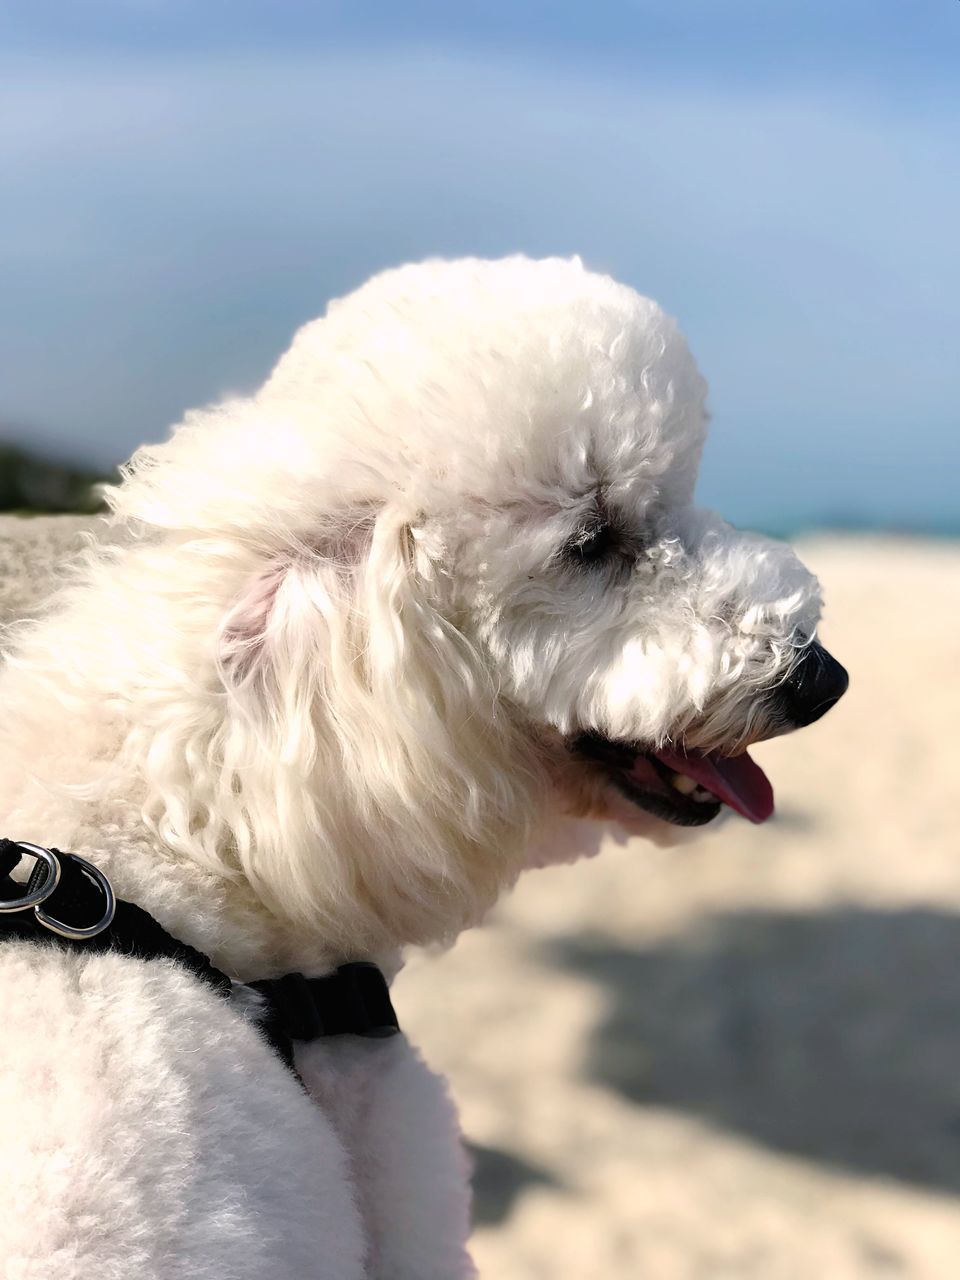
[
  {"x1": 403, "y1": 534, "x2": 960, "y2": 1279},
  {"x1": 2, "y1": 520, "x2": 959, "y2": 1278}
]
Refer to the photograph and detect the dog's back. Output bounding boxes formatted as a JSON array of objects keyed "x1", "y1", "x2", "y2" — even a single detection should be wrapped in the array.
[{"x1": 0, "y1": 941, "x2": 368, "y2": 1280}]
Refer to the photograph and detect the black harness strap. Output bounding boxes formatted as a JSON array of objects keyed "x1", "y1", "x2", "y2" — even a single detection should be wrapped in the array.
[
  {"x1": 0, "y1": 839, "x2": 399, "y2": 1076},
  {"x1": 0, "y1": 838, "x2": 232, "y2": 994}
]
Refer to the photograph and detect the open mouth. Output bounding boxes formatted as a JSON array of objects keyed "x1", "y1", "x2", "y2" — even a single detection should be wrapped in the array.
[{"x1": 572, "y1": 733, "x2": 775, "y2": 828}]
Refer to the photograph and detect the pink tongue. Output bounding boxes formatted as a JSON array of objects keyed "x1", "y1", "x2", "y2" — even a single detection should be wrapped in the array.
[{"x1": 652, "y1": 746, "x2": 775, "y2": 824}]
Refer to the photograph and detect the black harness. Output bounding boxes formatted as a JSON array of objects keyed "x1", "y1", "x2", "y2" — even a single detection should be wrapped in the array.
[{"x1": 0, "y1": 838, "x2": 400, "y2": 1079}]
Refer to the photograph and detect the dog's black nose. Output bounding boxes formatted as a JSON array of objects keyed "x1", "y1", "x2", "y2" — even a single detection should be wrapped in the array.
[{"x1": 779, "y1": 642, "x2": 849, "y2": 728}]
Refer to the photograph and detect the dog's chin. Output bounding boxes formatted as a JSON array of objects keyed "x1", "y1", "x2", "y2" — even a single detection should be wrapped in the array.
[{"x1": 562, "y1": 730, "x2": 775, "y2": 832}]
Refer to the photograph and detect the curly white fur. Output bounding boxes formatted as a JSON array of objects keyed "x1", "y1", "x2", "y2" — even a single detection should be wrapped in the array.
[{"x1": 0, "y1": 256, "x2": 823, "y2": 1277}]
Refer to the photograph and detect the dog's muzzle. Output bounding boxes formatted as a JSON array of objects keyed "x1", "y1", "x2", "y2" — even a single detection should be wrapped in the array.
[{"x1": 777, "y1": 642, "x2": 849, "y2": 728}]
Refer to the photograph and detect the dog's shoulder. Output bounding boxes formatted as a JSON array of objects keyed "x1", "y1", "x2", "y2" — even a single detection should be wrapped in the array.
[{"x1": 0, "y1": 942, "x2": 368, "y2": 1279}]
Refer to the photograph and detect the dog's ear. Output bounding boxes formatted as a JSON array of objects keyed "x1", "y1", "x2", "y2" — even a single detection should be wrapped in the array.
[
  {"x1": 217, "y1": 507, "x2": 481, "y2": 774},
  {"x1": 211, "y1": 505, "x2": 538, "y2": 948}
]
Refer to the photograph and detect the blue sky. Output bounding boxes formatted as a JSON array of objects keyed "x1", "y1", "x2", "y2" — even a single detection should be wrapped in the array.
[{"x1": 1, "y1": 2, "x2": 958, "y2": 531}]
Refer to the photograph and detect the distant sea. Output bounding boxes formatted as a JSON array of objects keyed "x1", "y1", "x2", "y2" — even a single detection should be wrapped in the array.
[{"x1": 762, "y1": 514, "x2": 960, "y2": 542}]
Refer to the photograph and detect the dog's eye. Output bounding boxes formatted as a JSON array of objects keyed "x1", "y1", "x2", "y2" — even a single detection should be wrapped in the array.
[{"x1": 563, "y1": 517, "x2": 618, "y2": 567}]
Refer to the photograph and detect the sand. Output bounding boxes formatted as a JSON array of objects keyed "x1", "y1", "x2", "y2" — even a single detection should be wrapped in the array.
[{"x1": 3, "y1": 519, "x2": 959, "y2": 1277}]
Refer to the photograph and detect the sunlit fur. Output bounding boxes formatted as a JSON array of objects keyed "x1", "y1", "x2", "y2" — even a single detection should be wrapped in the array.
[
  {"x1": 1, "y1": 256, "x2": 821, "y2": 965},
  {"x1": 0, "y1": 257, "x2": 823, "y2": 1276}
]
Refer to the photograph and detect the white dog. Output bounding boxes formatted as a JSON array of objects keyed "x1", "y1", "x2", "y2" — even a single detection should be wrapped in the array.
[{"x1": 0, "y1": 257, "x2": 846, "y2": 1278}]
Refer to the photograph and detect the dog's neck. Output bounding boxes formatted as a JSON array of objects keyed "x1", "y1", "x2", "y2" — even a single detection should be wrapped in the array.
[
  {"x1": 0, "y1": 741, "x2": 406, "y2": 982},
  {"x1": 0, "y1": 670, "x2": 426, "y2": 981},
  {"x1": 0, "y1": 532, "x2": 542, "y2": 977}
]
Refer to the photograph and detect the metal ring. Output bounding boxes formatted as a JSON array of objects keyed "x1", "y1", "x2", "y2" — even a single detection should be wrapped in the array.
[
  {"x1": 34, "y1": 853, "x2": 116, "y2": 941},
  {"x1": 0, "y1": 842, "x2": 61, "y2": 913}
]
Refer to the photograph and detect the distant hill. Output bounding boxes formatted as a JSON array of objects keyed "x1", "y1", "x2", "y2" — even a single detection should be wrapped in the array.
[{"x1": 0, "y1": 443, "x2": 115, "y2": 513}]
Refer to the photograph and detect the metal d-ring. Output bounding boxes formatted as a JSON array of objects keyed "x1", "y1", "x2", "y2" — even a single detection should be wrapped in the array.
[
  {"x1": 0, "y1": 842, "x2": 61, "y2": 913},
  {"x1": 34, "y1": 852, "x2": 116, "y2": 941}
]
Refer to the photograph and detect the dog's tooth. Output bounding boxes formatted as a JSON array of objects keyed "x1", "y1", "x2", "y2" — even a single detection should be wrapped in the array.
[
  {"x1": 691, "y1": 785, "x2": 718, "y2": 803},
  {"x1": 671, "y1": 773, "x2": 697, "y2": 795}
]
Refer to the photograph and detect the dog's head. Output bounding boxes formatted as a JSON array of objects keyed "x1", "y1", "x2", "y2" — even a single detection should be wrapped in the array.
[{"x1": 111, "y1": 256, "x2": 846, "y2": 949}]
